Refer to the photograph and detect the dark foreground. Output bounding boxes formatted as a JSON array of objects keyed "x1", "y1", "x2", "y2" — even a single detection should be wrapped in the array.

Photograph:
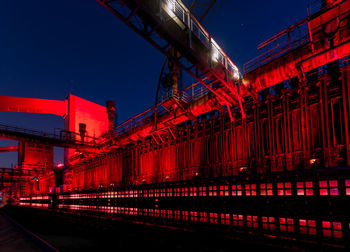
[{"x1": 0, "y1": 206, "x2": 345, "y2": 252}]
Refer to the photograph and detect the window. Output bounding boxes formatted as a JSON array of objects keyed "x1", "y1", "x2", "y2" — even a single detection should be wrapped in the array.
[
  {"x1": 154, "y1": 189, "x2": 159, "y2": 198},
  {"x1": 174, "y1": 188, "x2": 181, "y2": 197},
  {"x1": 199, "y1": 212, "x2": 208, "y2": 222},
  {"x1": 262, "y1": 217, "x2": 275, "y2": 231},
  {"x1": 232, "y1": 184, "x2": 242, "y2": 196},
  {"x1": 161, "y1": 209, "x2": 167, "y2": 218},
  {"x1": 199, "y1": 186, "x2": 207, "y2": 196},
  {"x1": 174, "y1": 210, "x2": 181, "y2": 220},
  {"x1": 299, "y1": 219, "x2": 317, "y2": 235},
  {"x1": 149, "y1": 209, "x2": 154, "y2": 217},
  {"x1": 245, "y1": 184, "x2": 257, "y2": 196},
  {"x1": 160, "y1": 189, "x2": 166, "y2": 197},
  {"x1": 220, "y1": 213, "x2": 230, "y2": 225},
  {"x1": 345, "y1": 180, "x2": 350, "y2": 195},
  {"x1": 260, "y1": 183, "x2": 273, "y2": 196},
  {"x1": 149, "y1": 189, "x2": 154, "y2": 197},
  {"x1": 322, "y1": 221, "x2": 342, "y2": 238},
  {"x1": 182, "y1": 211, "x2": 189, "y2": 221},
  {"x1": 208, "y1": 186, "x2": 217, "y2": 196},
  {"x1": 233, "y1": 214, "x2": 244, "y2": 227},
  {"x1": 143, "y1": 208, "x2": 148, "y2": 216},
  {"x1": 279, "y1": 218, "x2": 294, "y2": 232},
  {"x1": 182, "y1": 188, "x2": 189, "y2": 197},
  {"x1": 277, "y1": 182, "x2": 292, "y2": 196},
  {"x1": 247, "y1": 215, "x2": 258, "y2": 229},
  {"x1": 189, "y1": 187, "x2": 197, "y2": 196},
  {"x1": 143, "y1": 189, "x2": 148, "y2": 198},
  {"x1": 297, "y1": 181, "x2": 313, "y2": 196},
  {"x1": 190, "y1": 211, "x2": 198, "y2": 222},
  {"x1": 219, "y1": 185, "x2": 229, "y2": 196},
  {"x1": 154, "y1": 209, "x2": 159, "y2": 218},
  {"x1": 319, "y1": 180, "x2": 339, "y2": 196},
  {"x1": 167, "y1": 210, "x2": 174, "y2": 219},
  {"x1": 167, "y1": 188, "x2": 173, "y2": 197},
  {"x1": 209, "y1": 213, "x2": 218, "y2": 224}
]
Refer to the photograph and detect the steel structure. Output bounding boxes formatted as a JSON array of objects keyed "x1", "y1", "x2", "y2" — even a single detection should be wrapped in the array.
[
  {"x1": 7, "y1": 0, "x2": 350, "y2": 249},
  {"x1": 98, "y1": 0, "x2": 245, "y2": 119}
]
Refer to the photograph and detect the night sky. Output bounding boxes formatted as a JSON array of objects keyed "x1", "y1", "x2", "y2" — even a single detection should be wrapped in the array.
[{"x1": 0, "y1": 0, "x2": 308, "y2": 166}]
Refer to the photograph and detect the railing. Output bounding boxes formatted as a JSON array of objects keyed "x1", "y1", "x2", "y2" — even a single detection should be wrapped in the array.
[
  {"x1": 111, "y1": 81, "x2": 211, "y2": 139},
  {"x1": 0, "y1": 123, "x2": 99, "y2": 146},
  {"x1": 243, "y1": 18, "x2": 310, "y2": 73},
  {"x1": 164, "y1": 0, "x2": 240, "y2": 79}
]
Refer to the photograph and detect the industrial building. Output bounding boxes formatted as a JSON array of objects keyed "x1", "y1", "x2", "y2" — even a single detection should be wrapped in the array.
[{"x1": 1, "y1": 0, "x2": 350, "y2": 250}]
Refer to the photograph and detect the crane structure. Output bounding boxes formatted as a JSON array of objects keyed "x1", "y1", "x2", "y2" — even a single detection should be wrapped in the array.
[{"x1": 98, "y1": 0, "x2": 245, "y2": 121}]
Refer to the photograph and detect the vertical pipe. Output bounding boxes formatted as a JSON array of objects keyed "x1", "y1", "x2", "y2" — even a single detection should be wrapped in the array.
[{"x1": 341, "y1": 67, "x2": 350, "y2": 165}]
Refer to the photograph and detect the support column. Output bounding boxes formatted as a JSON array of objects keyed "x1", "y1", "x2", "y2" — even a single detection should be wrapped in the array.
[
  {"x1": 340, "y1": 66, "x2": 350, "y2": 165},
  {"x1": 299, "y1": 82, "x2": 311, "y2": 169},
  {"x1": 252, "y1": 102, "x2": 259, "y2": 174},
  {"x1": 282, "y1": 88, "x2": 293, "y2": 171},
  {"x1": 266, "y1": 94, "x2": 276, "y2": 173},
  {"x1": 318, "y1": 74, "x2": 332, "y2": 168}
]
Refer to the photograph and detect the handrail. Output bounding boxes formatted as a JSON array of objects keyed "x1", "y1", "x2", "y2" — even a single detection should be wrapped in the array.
[
  {"x1": 244, "y1": 18, "x2": 310, "y2": 73},
  {"x1": 0, "y1": 122, "x2": 100, "y2": 146},
  {"x1": 164, "y1": 0, "x2": 240, "y2": 79}
]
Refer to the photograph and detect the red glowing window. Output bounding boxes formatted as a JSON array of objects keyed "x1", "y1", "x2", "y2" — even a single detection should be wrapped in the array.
[
  {"x1": 219, "y1": 185, "x2": 229, "y2": 196},
  {"x1": 245, "y1": 184, "x2": 257, "y2": 196},
  {"x1": 167, "y1": 210, "x2": 173, "y2": 219},
  {"x1": 155, "y1": 209, "x2": 160, "y2": 217},
  {"x1": 233, "y1": 214, "x2": 244, "y2": 227},
  {"x1": 161, "y1": 209, "x2": 167, "y2": 218},
  {"x1": 138, "y1": 190, "x2": 143, "y2": 197},
  {"x1": 143, "y1": 190, "x2": 148, "y2": 197},
  {"x1": 247, "y1": 215, "x2": 258, "y2": 229},
  {"x1": 149, "y1": 189, "x2": 154, "y2": 197},
  {"x1": 182, "y1": 188, "x2": 189, "y2": 197},
  {"x1": 262, "y1": 217, "x2": 275, "y2": 231},
  {"x1": 149, "y1": 209, "x2": 154, "y2": 217},
  {"x1": 199, "y1": 212, "x2": 208, "y2": 222},
  {"x1": 199, "y1": 186, "x2": 207, "y2": 197},
  {"x1": 182, "y1": 211, "x2": 189, "y2": 221},
  {"x1": 189, "y1": 187, "x2": 197, "y2": 196},
  {"x1": 231, "y1": 185, "x2": 242, "y2": 196},
  {"x1": 208, "y1": 186, "x2": 217, "y2": 196},
  {"x1": 260, "y1": 183, "x2": 273, "y2": 196},
  {"x1": 209, "y1": 213, "x2": 218, "y2": 224},
  {"x1": 299, "y1": 219, "x2": 317, "y2": 235},
  {"x1": 277, "y1": 182, "x2": 292, "y2": 196},
  {"x1": 345, "y1": 180, "x2": 350, "y2": 195},
  {"x1": 160, "y1": 189, "x2": 166, "y2": 197},
  {"x1": 279, "y1": 218, "x2": 294, "y2": 232},
  {"x1": 220, "y1": 213, "x2": 230, "y2": 225},
  {"x1": 143, "y1": 208, "x2": 148, "y2": 216},
  {"x1": 167, "y1": 188, "x2": 173, "y2": 197},
  {"x1": 190, "y1": 211, "x2": 198, "y2": 222},
  {"x1": 297, "y1": 181, "x2": 314, "y2": 196},
  {"x1": 322, "y1": 221, "x2": 342, "y2": 238},
  {"x1": 319, "y1": 180, "x2": 339, "y2": 196},
  {"x1": 174, "y1": 188, "x2": 181, "y2": 197},
  {"x1": 154, "y1": 189, "x2": 159, "y2": 197},
  {"x1": 175, "y1": 210, "x2": 181, "y2": 220}
]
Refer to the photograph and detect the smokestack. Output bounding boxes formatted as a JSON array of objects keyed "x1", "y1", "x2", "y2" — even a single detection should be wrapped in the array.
[{"x1": 106, "y1": 100, "x2": 116, "y2": 131}]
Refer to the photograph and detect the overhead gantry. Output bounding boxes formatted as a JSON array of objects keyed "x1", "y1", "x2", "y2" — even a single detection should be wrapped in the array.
[{"x1": 98, "y1": 0, "x2": 245, "y2": 119}]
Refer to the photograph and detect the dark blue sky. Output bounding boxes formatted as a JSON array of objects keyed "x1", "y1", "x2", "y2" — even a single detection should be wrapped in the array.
[{"x1": 0, "y1": 0, "x2": 309, "y2": 166}]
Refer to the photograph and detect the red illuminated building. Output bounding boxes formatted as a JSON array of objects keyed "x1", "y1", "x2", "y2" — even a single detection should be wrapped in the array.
[{"x1": 2, "y1": 0, "x2": 350, "y2": 250}]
